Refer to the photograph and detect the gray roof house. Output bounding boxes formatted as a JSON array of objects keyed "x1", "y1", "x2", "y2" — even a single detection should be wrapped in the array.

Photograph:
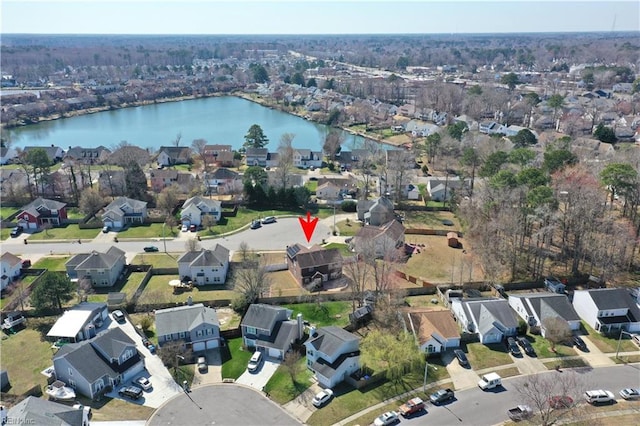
[
  {"x1": 245, "y1": 148, "x2": 269, "y2": 167},
  {"x1": 65, "y1": 247, "x2": 126, "y2": 287},
  {"x1": 47, "y1": 302, "x2": 109, "y2": 343},
  {"x1": 572, "y1": 288, "x2": 640, "y2": 334},
  {"x1": 356, "y1": 196, "x2": 395, "y2": 226},
  {"x1": 52, "y1": 327, "x2": 144, "y2": 400},
  {"x1": 241, "y1": 304, "x2": 304, "y2": 359},
  {"x1": 102, "y1": 197, "x2": 147, "y2": 228},
  {"x1": 7, "y1": 396, "x2": 89, "y2": 426},
  {"x1": 305, "y1": 326, "x2": 360, "y2": 388},
  {"x1": 180, "y1": 196, "x2": 221, "y2": 227},
  {"x1": 451, "y1": 298, "x2": 519, "y2": 344},
  {"x1": 351, "y1": 219, "x2": 405, "y2": 258},
  {"x1": 509, "y1": 293, "x2": 581, "y2": 336},
  {"x1": 177, "y1": 245, "x2": 230, "y2": 286},
  {"x1": 155, "y1": 303, "x2": 221, "y2": 351},
  {"x1": 23, "y1": 145, "x2": 64, "y2": 163},
  {"x1": 156, "y1": 146, "x2": 192, "y2": 166},
  {"x1": 64, "y1": 145, "x2": 111, "y2": 165}
]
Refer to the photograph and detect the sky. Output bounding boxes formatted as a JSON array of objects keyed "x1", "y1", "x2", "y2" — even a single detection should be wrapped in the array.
[{"x1": 1, "y1": 0, "x2": 639, "y2": 35}]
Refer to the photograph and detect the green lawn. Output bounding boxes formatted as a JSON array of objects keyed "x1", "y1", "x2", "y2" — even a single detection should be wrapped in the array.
[
  {"x1": 543, "y1": 358, "x2": 590, "y2": 370},
  {"x1": 264, "y1": 356, "x2": 313, "y2": 404},
  {"x1": 525, "y1": 335, "x2": 577, "y2": 358},
  {"x1": 306, "y1": 359, "x2": 449, "y2": 426},
  {"x1": 305, "y1": 181, "x2": 318, "y2": 193},
  {"x1": 81, "y1": 397, "x2": 155, "y2": 422},
  {"x1": 612, "y1": 354, "x2": 640, "y2": 364},
  {"x1": 0, "y1": 228, "x2": 12, "y2": 240},
  {"x1": 221, "y1": 337, "x2": 253, "y2": 380},
  {"x1": 323, "y1": 243, "x2": 353, "y2": 257},
  {"x1": 282, "y1": 301, "x2": 352, "y2": 328},
  {"x1": 87, "y1": 272, "x2": 147, "y2": 304},
  {"x1": 0, "y1": 206, "x2": 19, "y2": 220},
  {"x1": 137, "y1": 275, "x2": 238, "y2": 305},
  {"x1": 1, "y1": 328, "x2": 53, "y2": 395},
  {"x1": 334, "y1": 219, "x2": 361, "y2": 236},
  {"x1": 32, "y1": 256, "x2": 71, "y2": 271},
  {"x1": 131, "y1": 253, "x2": 181, "y2": 268},
  {"x1": 116, "y1": 223, "x2": 166, "y2": 238},
  {"x1": 65, "y1": 207, "x2": 85, "y2": 219},
  {"x1": 27, "y1": 224, "x2": 100, "y2": 240},
  {"x1": 402, "y1": 210, "x2": 459, "y2": 229},
  {"x1": 581, "y1": 322, "x2": 638, "y2": 353},
  {"x1": 465, "y1": 342, "x2": 514, "y2": 370},
  {"x1": 497, "y1": 366, "x2": 521, "y2": 378}
]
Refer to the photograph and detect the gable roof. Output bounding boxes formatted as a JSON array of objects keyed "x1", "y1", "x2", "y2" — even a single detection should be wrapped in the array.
[
  {"x1": 91, "y1": 327, "x2": 135, "y2": 359},
  {"x1": 158, "y1": 146, "x2": 192, "y2": 161},
  {"x1": 410, "y1": 310, "x2": 460, "y2": 346},
  {"x1": 465, "y1": 298, "x2": 519, "y2": 333},
  {"x1": 8, "y1": 396, "x2": 84, "y2": 426},
  {"x1": 155, "y1": 303, "x2": 219, "y2": 337},
  {"x1": 105, "y1": 196, "x2": 147, "y2": 212},
  {"x1": 21, "y1": 197, "x2": 66, "y2": 216},
  {"x1": 71, "y1": 247, "x2": 125, "y2": 270},
  {"x1": 579, "y1": 288, "x2": 640, "y2": 319},
  {"x1": 246, "y1": 148, "x2": 268, "y2": 157},
  {"x1": 65, "y1": 145, "x2": 111, "y2": 159},
  {"x1": 511, "y1": 293, "x2": 580, "y2": 322},
  {"x1": 241, "y1": 303, "x2": 289, "y2": 331},
  {"x1": 1, "y1": 252, "x2": 22, "y2": 267},
  {"x1": 308, "y1": 326, "x2": 359, "y2": 357},
  {"x1": 209, "y1": 168, "x2": 239, "y2": 180},
  {"x1": 177, "y1": 245, "x2": 229, "y2": 267},
  {"x1": 355, "y1": 219, "x2": 405, "y2": 241},
  {"x1": 286, "y1": 244, "x2": 343, "y2": 268},
  {"x1": 182, "y1": 196, "x2": 221, "y2": 212}
]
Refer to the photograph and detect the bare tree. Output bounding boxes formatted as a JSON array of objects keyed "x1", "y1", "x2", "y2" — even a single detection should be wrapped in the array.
[
  {"x1": 542, "y1": 317, "x2": 572, "y2": 352},
  {"x1": 238, "y1": 241, "x2": 251, "y2": 263},
  {"x1": 185, "y1": 238, "x2": 201, "y2": 252},
  {"x1": 387, "y1": 149, "x2": 415, "y2": 203},
  {"x1": 191, "y1": 138, "x2": 208, "y2": 171},
  {"x1": 323, "y1": 129, "x2": 344, "y2": 161},
  {"x1": 201, "y1": 214, "x2": 217, "y2": 232},
  {"x1": 158, "y1": 341, "x2": 193, "y2": 379},
  {"x1": 76, "y1": 276, "x2": 94, "y2": 302},
  {"x1": 232, "y1": 257, "x2": 271, "y2": 306},
  {"x1": 343, "y1": 255, "x2": 371, "y2": 313},
  {"x1": 172, "y1": 132, "x2": 182, "y2": 147},
  {"x1": 275, "y1": 133, "x2": 296, "y2": 189},
  {"x1": 79, "y1": 187, "x2": 105, "y2": 216},
  {"x1": 156, "y1": 185, "x2": 179, "y2": 216},
  {"x1": 282, "y1": 350, "x2": 303, "y2": 383}
]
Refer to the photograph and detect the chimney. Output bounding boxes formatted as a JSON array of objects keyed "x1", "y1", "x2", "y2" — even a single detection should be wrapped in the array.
[
  {"x1": 297, "y1": 313, "x2": 304, "y2": 340},
  {"x1": 186, "y1": 295, "x2": 193, "y2": 306}
]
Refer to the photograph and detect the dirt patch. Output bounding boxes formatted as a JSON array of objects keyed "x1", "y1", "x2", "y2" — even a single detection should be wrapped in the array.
[{"x1": 216, "y1": 307, "x2": 241, "y2": 330}]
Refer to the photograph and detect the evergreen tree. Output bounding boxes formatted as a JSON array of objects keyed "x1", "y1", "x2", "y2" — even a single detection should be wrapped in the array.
[{"x1": 243, "y1": 124, "x2": 269, "y2": 149}]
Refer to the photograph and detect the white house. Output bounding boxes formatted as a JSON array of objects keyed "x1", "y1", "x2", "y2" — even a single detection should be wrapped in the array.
[
  {"x1": 47, "y1": 302, "x2": 109, "y2": 343},
  {"x1": 572, "y1": 288, "x2": 640, "y2": 334},
  {"x1": 176, "y1": 245, "x2": 230, "y2": 285},
  {"x1": 451, "y1": 298, "x2": 518, "y2": 344},
  {"x1": 408, "y1": 310, "x2": 460, "y2": 354},
  {"x1": 102, "y1": 197, "x2": 147, "y2": 229},
  {"x1": 0, "y1": 252, "x2": 22, "y2": 292},
  {"x1": 180, "y1": 196, "x2": 222, "y2": 227},
  {"x1": 508, "y1": 293, "x2": 581, "y2": 337},
  {"x1": 155, "y1": 303, "x2": 221, "y2": 350},
  {"x1": 293, "y1": 149, "x2": 323, "y2": 169},
  {"x1": 316, "y1": 182, "x2": 341, "y2": 200},
  {"x1": 426, "y1": 177, "x2": 463, "y2": 202},
  {"x1": 305, "y1": 326, "x2": 360, "y2": 388}
]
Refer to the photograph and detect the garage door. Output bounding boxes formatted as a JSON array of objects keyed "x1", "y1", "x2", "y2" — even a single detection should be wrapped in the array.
[
  {"x1": 193, "y1": 342, "x2": 205, "y2": 352},
  {"x1": 268, "y1": 347, "x2": 281, "y2": 359},
  {"x1": 206, "y1": 340, "x2": 219, "y2": 349}
]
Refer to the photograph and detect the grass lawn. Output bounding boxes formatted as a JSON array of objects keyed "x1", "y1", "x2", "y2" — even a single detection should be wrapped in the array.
[
  {"x1": 32, "y1": 256, "x2": 71, "y2": 271},
  {"x1": 1, "y1": 329, "x2": 53, "y2": 395},
  {"x1": 613, "y1": 354, "x2": 640, "y2": 364},
  {"x1": 80, "y1": 397, "x2": 155, "y2": 422},
  {"x1": 221, "y1": 337, "x2": 253, "y2": 380},
  {"x1": 129, "y1": 312, "x2": 158, "y2": 346},
  {"x1": 402, "y1": 210, "x2": 460, "y2": 229},
  {"x1": 268, "y1": 270, "x2": 306, "y2": 298},
  {"x1": 305, "y1": 181, "x2": 318, "y2": 193},
  {"x1": 230, "y1": 251, "x2": 287, "y2": 264},
  {"x1": 497, "y1": 366, "x2": 521, "y2": 378},
  {"x1": 0, "y1": 228, "x2": 12, "y2": 240},
  {"x1": 27, "y1": 224, "x2": 99, "y2": 240},
  {"x1": 173, "y1": 364, "x2": 195, "y2": 388},
  {"x1": 543, "y1": 358, "x2": 590, "y2": 370},
  {"x1": 525, "y1": 335, "x2": 577, "y2": 358},
  {"x1": 116, "y1": 223, "x2": 166, "y2": 238},
  {"x1": 282, "y1": 301, "x2": 352, "y2": 328},
  {"x1": 87, "y1": 272, "x2": 147, "y2": 304},
  {"x1": 0, "y1": 206, "x2": 19, "y2": 219},
  {"x1": 581, "y1": 322, "x2": 638, "y2": 353},
  {"x1": 306, "y1": 359, "x2": 449, "y2": 426},
  {"x1": 65, "y1": 207, "x2": 85, "y2": 219},
  {"x1": 564, "y1": 414, "x2": 638, "y2": 426},
  {"x1": 334, "y1": 219, "x2": 361, "y2": 237},
  {"x1": 465, "y1": 342, "x2": 514, "y2": 370},
  {"x1": 264, "y1": 356, "x2": 313, "y2": 404},
  {"x1": 131, "y1": 252, "x2": 182, "y2": 268},
  {"x1": 137, "y1": 275, "x2": 239, "y2": 305},
  {"x1": 405, "y1": 296, "x2": 447, "y2": 309},
  {"x1": 323, "y1": 243, "x2": 353, "y2": 257}
]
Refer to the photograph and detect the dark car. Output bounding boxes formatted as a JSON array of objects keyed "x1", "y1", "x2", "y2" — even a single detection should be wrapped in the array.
[
  {"x1": 250, "y1": 220, "x2": 261, "y2": 229},
  {"x1": 10, "y1": 226, "x2": 23, "y2": 238},
  {"x1": 430, "y1": 388, "x2": 455, "y2": 405},
  {"x1": 143, "y1": 246, "x2": 159, "y2": 252},
  {"x1": 453, "y1": 349, "x2": 469, "y2": 367},
  {"x1": 112, "y1": 310, "x2": 126, "y2": 323},
  {"x1": 507, "y1": 337, "x2": 522, "y2": 356},
  {"x1": 118, "y1": 385, "x2": 143, "y2": 400},
  {"x1": 517, "y1": 337, "x2": 536, "y2": 356},
  {"x1": 189, "y1": 224, "x2": 197, "y2": 232},
  {"x1": 573, "y1": 336, "x2": 587, "y2": 351},
  {"x1": 21, "y1": 259, "x2": 31, "y2": 268}
]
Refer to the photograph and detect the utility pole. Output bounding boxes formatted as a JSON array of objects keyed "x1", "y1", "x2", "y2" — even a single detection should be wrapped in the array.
[{"x1": 616, "y1": 329, "x2": 633, "y2": 359}]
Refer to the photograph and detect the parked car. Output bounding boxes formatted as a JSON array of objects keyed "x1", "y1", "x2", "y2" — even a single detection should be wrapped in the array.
[
  {"x1": 261, "y1": 216, "x2": 276, "y2": 224},
  {"x1": 312, "y1": 388, "x2": 334, "y2": 407},
  {"x1": 619, "y1": 388, "x2": 640, "y2": 400},
  {"x1": 247, "y1": 351, "x2": 263, "y2": 373},
  {"x1": 584, "y1": 390, "x2": 615, "y2": 404},
  {"x1": 517, "y1": 337, "x2": 536, "y2": 356},
  {"x1": 102, "y1": 225, "x2": 111, "y2": 233},
  {"x1": 21, "y1": 259, "x2": 31, "y2": 268},
  {"x1": 189, "y1": 224, "x2": 197, "y2": 232},
  {"x1": 478, "y1": 373, "x2": 502, "y2": 390},
  {"x1": 549, "y1": 395, "x2": 574, "y2": 409},
  {"x1": 373, "y1": 411, "x2": 399, "y2": 426},
  {"x1": 118, "y1": 385, "x2": 143, "y2": 400},
  {"x1": 143, "y1": 246, "x2": 159, "y2": 252},
  {"x1": 197, "y1": 356, "x2": 207, "y2": 373},
  {"x1": 134, "y1": 376, "x2": 152, "y2": 391},
  {"x1": 453, "y1": 349, "x2": 469, "y2": 367},
  {"x1": 10, "y1": 226, "x2": 23, "y2": 237},
  {"x1": 111, "y1": 310, "x2": 125, "y2": 323},
  {"x1": 430, "y1": 388, "x2": 455, "y2": 405},
  {"x1": 181, "y1": 224, "x2": 188, "y2": 232},
  {"x1": 507, "y1": 405, "x2": 533, "y2": 421},
  {"x1": 250, "y1": 220, "x2": 261, "y2": 229},
  {"x1": 398, "y1": 397, "x2": 425, "y2": 416},
  {"x1": 507, "y1": 337, "x2": 522, "y2": 356},
  {"x1": 573, "y1": 335, "x2": 587, "y2": 351}
]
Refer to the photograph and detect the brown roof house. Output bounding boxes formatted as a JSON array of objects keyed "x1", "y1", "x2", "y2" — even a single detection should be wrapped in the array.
[
  {"x1": 407, "y1": 310, "x2": 461, "y2": 355},
  {"x1": 351, "y1": 219, "x2": 405, "y2": 258},
  {"x1": 286, "y1": 244, "x2": 343, "y2": 291}
]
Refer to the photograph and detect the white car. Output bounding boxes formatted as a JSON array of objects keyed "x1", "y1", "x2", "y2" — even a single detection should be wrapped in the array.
[
  {"x1": 312, "y1": 388, "x2": 334, "y2": 407},
  {"x1": 584, "y1": 390, "x2": 615, "y2": 404},
  {"x1": 374, "y1": 411, "x2": 399, "y2": 426},
  {"x1": 181, "y1": 224, "x2": 189, "y2": 232},
  {"x1": 247, "y1": 351, "x2": 263, "y2": 373},
  {"x1": 261, "y1": 216, "x2": 276, "y2": 224},
  {"x1": 619, "y1": 388, "x2": 640, "y2": 400},
  {"x1": 134, "y1": 376, "x2": 152, "y2": 391}
]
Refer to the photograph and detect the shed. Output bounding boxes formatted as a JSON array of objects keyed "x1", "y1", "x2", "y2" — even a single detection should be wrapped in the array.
[{"x1": 447, "y1": 232, "x2": 459, "y2": 248}]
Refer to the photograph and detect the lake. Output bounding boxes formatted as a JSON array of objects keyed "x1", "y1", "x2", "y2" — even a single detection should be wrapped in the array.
[{"x1": 7, "y1": 96, "x2": 369, "y2": 152}]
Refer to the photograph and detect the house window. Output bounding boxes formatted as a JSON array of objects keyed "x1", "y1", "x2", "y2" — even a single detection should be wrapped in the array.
[
  {"x1": 206, "y1": 277, "x2": 209, "y2": 283},
  {"x1": 307, "y1": 350, "x2": 314, "y2": 356},
  {"x1": 246, "y1": 326, "x2": 256, "y2": 335},
  {"x1": 196, "y1": 330, "x2": 203, "y2": 337},
  {"x1": 307, "y1": 360, "x2": 312, "y2": 367},
  {"x1": 122, "y1": 349, "x2": 134, "y2": 362},
  {"x1": 68, "y1": 368, "x2": 73, "y2": 376},
  {"x1": 68, "y1": 379, "x2": 76, "y2": 388},
  {"x1": 166, "y1": 335, "x2": 172, "y2": 341},
  {"x1": 179, "y1": 332, "x2": 186, "y2": 338},
  {"x1": 214, "y1": 277, "x2": 220, "y2": 283}
]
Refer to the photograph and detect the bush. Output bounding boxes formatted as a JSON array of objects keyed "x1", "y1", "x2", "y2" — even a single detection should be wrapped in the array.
[
  {"x1": 231, "y1": 294, "x2": 249, "y2": 313},
  {"x1": 517, "y1": 319, "x2": 528, "y2": 336},
  {"x1": 341, "y1": 200, "x2": 357, "y2": 212}
]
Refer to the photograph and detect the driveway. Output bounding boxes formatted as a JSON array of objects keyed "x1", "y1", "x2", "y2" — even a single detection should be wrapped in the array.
[
  {"x1": 192, "y1": 348, "x2": 222, "y2": 386},
  {"x1": 234, "y1": 358, "x2": 281, "y2": 391},
  {"x1": 107, "y1": 317, "x2": 182, "y2": 408},
  {"x1": 282, "y1": 381, "x2": 323, "y2": 424},
  {"x1": 509, "y1": 353, "x2": 547, "y2": 375},
  {"x1": 443, "y1": 351, "x2": 480, "y2": 390},
  {"x1": 576, "y1": 335, "x2": 616, "y2": 367}
]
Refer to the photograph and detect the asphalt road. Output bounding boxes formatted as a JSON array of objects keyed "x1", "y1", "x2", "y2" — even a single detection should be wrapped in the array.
[
  {"x1": 405, "y1": 364, "x2": 640, "y2": 426},
  {"x1": 147, "y1": 384, "x2": 299, "y2": 426}
]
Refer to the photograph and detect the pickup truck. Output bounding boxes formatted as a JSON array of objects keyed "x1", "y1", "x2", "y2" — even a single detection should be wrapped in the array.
[
  {"x1": 507, "y1": 405, "x2": 532, "y2": 421},
  {"x1": 398, "y1": 397, "x2": 425, "y2": 417}
]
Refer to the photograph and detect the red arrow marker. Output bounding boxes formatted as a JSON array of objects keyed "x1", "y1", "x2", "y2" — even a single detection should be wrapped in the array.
[{"x1": 298, "y1": 211, "x2": 319, "y2": 243}]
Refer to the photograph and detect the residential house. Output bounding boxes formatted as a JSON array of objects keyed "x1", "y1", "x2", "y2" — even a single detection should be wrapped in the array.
[
  {"x1": 356, "y1": 196, "x2": 395, "y2": 226},
  {"x1": 102, "y1": 197, "x2": 147, "y2": 229},
  {"x1": 176, "y1": 245, "x2": 230, "y2": 286},
  {"x1": 47, "y1": 302, "x2": 109, "y2": 343},
  {"x1": 286, "y1": 244, "x2": 343, "y2": 290},
  {"x1": 508, "y1": 293, "x2": 581, "y2": 336},
  {"x1": 204, "y1": 144, "x2": 234, "y2": 167},
  {"x1": 407, "y1": 310, "x2": 461, "y2": 354},
  {"x1": 479, "y1": 121, "x2": 503, "y2": 134},
  {"x1": 405, "y1": 120, "x2": 439, "y2": 137},
  {"x1": 266, "y1": 170, "x2": 304, "y2": 188},
  {"x1": 0, "y1": 146, "x2": 17, "y2": 165},
  {"x1": 0, "y1": 169, "x2": 29, "y2": 200},
  {"x1": 406, "y1": 183, "x2": 420, "y2": 200},
  {"x1": 351, "y1": 219, "x2": 405, "y2": 258},
  {"x1": 17, "y1": 197, "x2": 67, "y2": 229},
  {"x1": 65, "y1": 247, "x2": 127, "y2": 287},
  {"x1": 305, "y1": 326, "x2": 361, "y2": 388},
  {"x1": 23, "y1": 146, "x2": 64, "y2": 164},
  {"x1": 572, "y1": 288, "x2": 640, "y2": 334},
  {"x1": 316, "y1": 182, "x2": 342, "y2": 200},
  {"x1": 149, "y1": 169, "x2": 195, "y2": 193},
  {"x1": 155, "y1": 303, "x2": 221, "y2": 350},
  {"x1": 451, "y1": 298, "x2": 519, "y2": 344},
  {"x1": 426, "y1": 176, "x2": 464, "y2": 202},
  {"x1": 7, "y1": 396, "x2": 90, "y2": 426},
  {"x1": 241, "y1": 304, "x2": 304, "y2": 359},
  {"x1": 0, "y1": 252, "x2": 22, "y2": 292},
  {"x1": 156, "y1": 146, "x2": 192, "y2": 167},
  {"x1": 98, "y1": 170, "x2": 126, "y2": 197},
  {"x1": 245, "y1": 148, "x2": 268, "y2": 167},
  {"x1": 293, "y1": 149, "x2": 323, "y2": 169},
  {"x1": 503, "y1": 125, "x2": 537, "y2": 139},
  {"x1": 613, "y1": 83, "x2": 633, "y2": 93},
  {"x1": 180, "y1": 196, "x2": 221, "y2": 227},
  {"x1": 53, "y1": 327, "x2": 144, "y2": 400},
  {"x1": 204, "y1": 168, "x2": 242, "y2": 195},
  {"x1": 64, "y1": 145, "x2": 111, "y2": 165}
]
